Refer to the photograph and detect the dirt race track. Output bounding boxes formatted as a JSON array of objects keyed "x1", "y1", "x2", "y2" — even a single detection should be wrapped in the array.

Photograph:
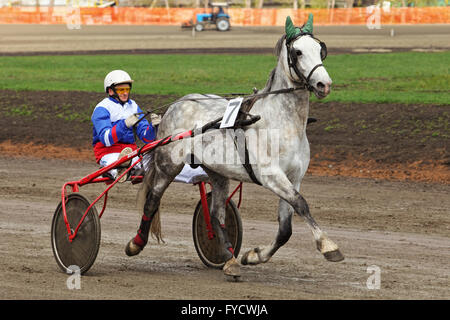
[
  {"x1": 1, "y1": 24, "x2": 449, "y2": 54},
  {"x1": 0, "y1": 24, "x2": 449, "y2": 301},
  {"x1": 1, "y1": 157, "x2": 449, "y2": 301}
]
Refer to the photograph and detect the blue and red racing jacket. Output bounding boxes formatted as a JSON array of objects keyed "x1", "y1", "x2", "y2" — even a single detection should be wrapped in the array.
[{"x1": 91, "y1": 97, "x2": 156, "y2": 163}]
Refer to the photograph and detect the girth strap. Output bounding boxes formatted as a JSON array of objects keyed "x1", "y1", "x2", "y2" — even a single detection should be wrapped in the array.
[
  {"x1": 233, "y1": 129, "x2": 262, "y2": 186},
  {"x1": 243, "y1": 140, "x2": 262, "y2": 186}
]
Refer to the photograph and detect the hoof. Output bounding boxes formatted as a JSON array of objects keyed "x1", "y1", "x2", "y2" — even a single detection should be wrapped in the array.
[
  {"x1": 316, "y1": 235, "x2": 343, "y2": 262},
  {"x1": 125, "y1": 239, "x2": 143, "y2": 257},
  {"x1": 240, "y1": 247, "x2": 260, "y2": 266},
  {"x1": 225, "y1": 274, "x2": 242, "y2": 282},
  {"x1": 223, "y1": 257, "x2": 241, "y2": 281},
  {"x1": 323, "y1": 249, "x2": 344, "y2": 262},
  {"x1": 240, "y1": 251, "x2": 250, "y2": 265}
]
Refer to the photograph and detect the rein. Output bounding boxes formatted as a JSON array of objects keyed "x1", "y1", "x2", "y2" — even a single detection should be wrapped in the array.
[
  {"x1": 138, "y1": 33, "x2": 328, "y2": 122},
  {"x1": 138, "y1": 86, "x2": 305, "y2": 122},
  {"x1": 170, "y1": 86, "x2": 304, "y2": 105},
  {"x1": 137, "y1": 33, "x2": 327, "y2": 120}
]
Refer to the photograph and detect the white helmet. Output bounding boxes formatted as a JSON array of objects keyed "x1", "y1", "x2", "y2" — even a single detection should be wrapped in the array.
[{"x1": 104, "y1": 70, "x2": 134, "y2": 93}]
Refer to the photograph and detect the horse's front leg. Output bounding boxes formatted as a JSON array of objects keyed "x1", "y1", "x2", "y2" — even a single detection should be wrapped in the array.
[
  {"x1": 243, "y1": 172, "x2": 344, "y2": 264},
  {"x1": 241, "y1": 198, "x2": 293, "y2": 265},
  {"x1": 241, "y1": 173, "x2": 300, "y2": 265}
]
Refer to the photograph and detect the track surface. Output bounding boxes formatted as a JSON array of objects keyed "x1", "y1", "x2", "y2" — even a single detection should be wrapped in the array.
[
  {"x1": 0, "y1": 24, "x2": 449, "y2": 54},
  {"x1": 1, "y1": 157, "x2": 449, "y2": 300},
  {"x1": 0, "y1": 24, "x2": 449, "y2": 301}
]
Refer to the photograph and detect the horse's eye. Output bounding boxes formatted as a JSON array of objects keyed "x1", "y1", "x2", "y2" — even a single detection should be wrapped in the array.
[{"x1": 296, "y1": 50, "x2": 302, "y2": 56}]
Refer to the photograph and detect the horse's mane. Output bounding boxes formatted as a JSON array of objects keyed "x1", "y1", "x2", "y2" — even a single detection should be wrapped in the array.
[
  {"x1": 274, "y1": 34, "x2": 286, "y2": 57},
  {"x1": 260, "y1": 34, "x2": 286, "y2": 94}
]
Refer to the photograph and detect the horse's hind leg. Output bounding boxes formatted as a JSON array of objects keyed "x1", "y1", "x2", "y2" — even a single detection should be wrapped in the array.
[
  {"x1": 202, "y1": 168, "x2": 241, "y2": 279},
  {"x1": 125, "y1": 161, "x2": 183, "y2": 256}
]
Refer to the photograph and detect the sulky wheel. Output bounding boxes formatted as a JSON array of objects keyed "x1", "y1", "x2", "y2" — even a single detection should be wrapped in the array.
[
  {"x1": 51, "y1": 193, "x2": 101, "y2": 275},
  {"x1": 192, "y1": 192, "x2": 242, "y2": 269}
]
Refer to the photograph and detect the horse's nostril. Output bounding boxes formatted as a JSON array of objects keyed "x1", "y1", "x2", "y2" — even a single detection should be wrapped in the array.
[{"x1": 316, "y1": 82, "x2": 331, "y2": 96}]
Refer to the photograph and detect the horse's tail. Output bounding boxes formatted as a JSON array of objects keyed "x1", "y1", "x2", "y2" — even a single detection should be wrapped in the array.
[{"x1": 136, "y1": 163, "x2": 164, "y2": 244}]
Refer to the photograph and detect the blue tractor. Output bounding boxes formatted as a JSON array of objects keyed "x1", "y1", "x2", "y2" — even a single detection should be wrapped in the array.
[{"x1": 182, "y1": 2, "x2": 231, "y2": 32}]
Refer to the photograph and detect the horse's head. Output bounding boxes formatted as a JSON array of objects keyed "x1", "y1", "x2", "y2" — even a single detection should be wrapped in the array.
[{"x1": 283, "y1": 15, "x2": 332, "y2": 99}]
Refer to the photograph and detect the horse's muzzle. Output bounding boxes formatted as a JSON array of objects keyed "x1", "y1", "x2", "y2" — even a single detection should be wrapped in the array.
[{"x1": 314, "y1": 82, "x2": 331, "y2": 99}]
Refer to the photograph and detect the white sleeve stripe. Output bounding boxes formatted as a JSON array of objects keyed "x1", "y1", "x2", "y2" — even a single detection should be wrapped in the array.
[{"x1": 104, "y1": 129, "x2": 111, "y2": 146}]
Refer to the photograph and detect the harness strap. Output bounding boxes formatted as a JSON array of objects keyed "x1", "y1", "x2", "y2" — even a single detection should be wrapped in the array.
[
  {"x1": 242, "y1": 139, "x2": 262, "y2": 185},
  {"x1": 307, "y1": 64, "x2": 324, "y2": 83},
  {"x1": 233, "y1": 129, "x2": 262, "y2": 186}
]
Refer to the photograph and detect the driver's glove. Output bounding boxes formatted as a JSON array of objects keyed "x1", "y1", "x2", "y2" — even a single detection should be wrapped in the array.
[
  {"x1": 150, "y1": 113, "x2": 162, "y2": 126},
  {"x1": 125, "y1": 114, "x2": 140, "y2": 128}
]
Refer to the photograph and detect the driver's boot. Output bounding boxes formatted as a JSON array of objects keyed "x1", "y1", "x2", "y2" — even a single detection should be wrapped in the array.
[{"x1": 117, "y1": 147, "x2": 133, "y2": 183}]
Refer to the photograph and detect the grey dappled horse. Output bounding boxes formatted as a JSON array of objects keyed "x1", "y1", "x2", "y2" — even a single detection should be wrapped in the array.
[{"x1": 126, "y1": 14, "x2": 344, "y2": 279}]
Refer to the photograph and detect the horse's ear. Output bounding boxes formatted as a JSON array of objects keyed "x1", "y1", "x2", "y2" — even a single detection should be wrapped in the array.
[
  {"x1": 285, "y1": 16, "x2": 300, "y2": 42},
  {"x1": 301, "y1": 13, "x2": 314, "y2": 34}
]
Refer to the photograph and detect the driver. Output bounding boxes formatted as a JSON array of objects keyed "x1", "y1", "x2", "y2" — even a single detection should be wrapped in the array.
[{"x1": 91, "y1": 70, "x2": 160, "y2": 181}]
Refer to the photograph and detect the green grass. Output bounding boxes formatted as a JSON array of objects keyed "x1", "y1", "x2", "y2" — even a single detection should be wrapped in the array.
[
  {"x1": 0, "y1": 52, "x2": 449, "y2": 105},
  {"x1": 5, "y1": 104, "x2": 34, "y2": 117},
  {"x1": 325, "y1": 52, "x2": 450, "y2": 105}
]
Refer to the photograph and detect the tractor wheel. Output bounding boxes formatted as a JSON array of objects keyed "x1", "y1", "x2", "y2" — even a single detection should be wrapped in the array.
[
  {"x1": 195, "y1": 23, "x2": 204, "y2": 32},
  {"x1": 216, "y1": 18, "x2": 230, "y2": 32}
]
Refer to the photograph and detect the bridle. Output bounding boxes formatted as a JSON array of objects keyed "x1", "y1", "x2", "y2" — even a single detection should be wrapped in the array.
[{"x1": 285, "y1": 33, "x2": 328, "y2": 91}]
